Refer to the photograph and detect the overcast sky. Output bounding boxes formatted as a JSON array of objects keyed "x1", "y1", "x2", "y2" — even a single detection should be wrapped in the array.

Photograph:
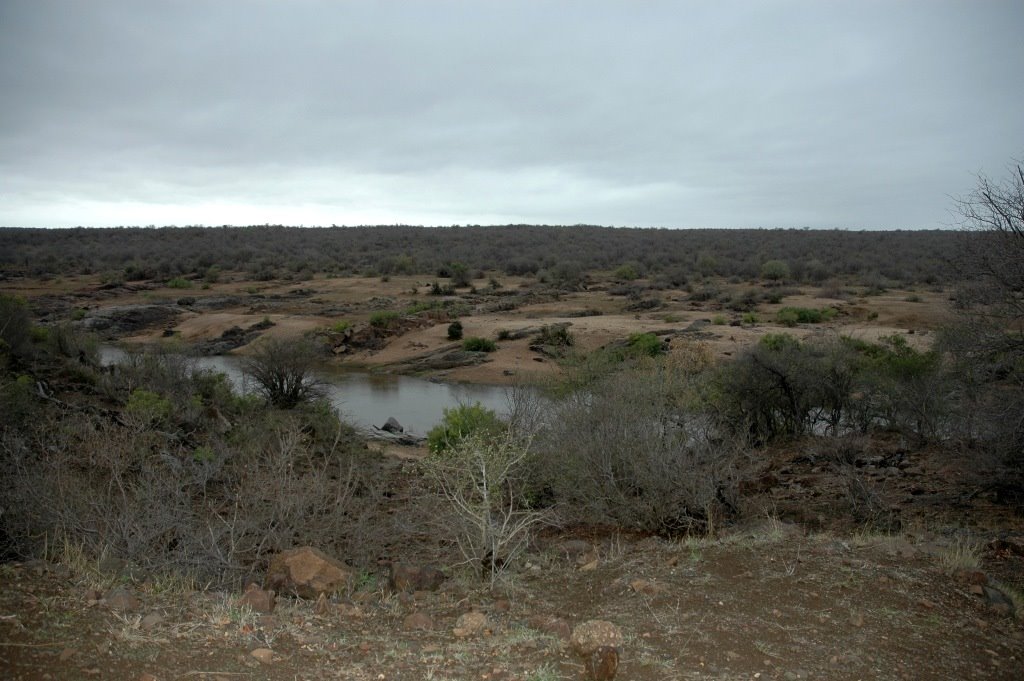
[{"x1": 1, "y1": 1, "x2": 1021, "y2": 229}]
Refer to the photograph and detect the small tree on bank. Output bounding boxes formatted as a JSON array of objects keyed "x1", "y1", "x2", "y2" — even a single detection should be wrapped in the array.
[{"x1": 244, "y1": 337, "x2": 324, "y2": 408}]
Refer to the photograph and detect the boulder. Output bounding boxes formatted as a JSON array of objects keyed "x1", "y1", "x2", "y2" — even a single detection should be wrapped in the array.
[
  {"x1": 381, "y1": 417, "x2": 404, "y2": 434},
  {"x1": 453, "y1": 611, "x2": 490, "y2": 638},
  {"x1": 265, "y1": 547, "x2": 352, "y2": 599},
  {"x1": 104, "y1": 586, "x2": 141, "y2": 612},
  {"x1": 402, "y1": 612, "x2": 435, "y2": 631},
  {"x1": 239, "y1": 583, "x2": 276, "y2": 613},
  {"x1": 571, "y1": 620, "x2": 623, "y2": 656},
  {"x1": 389, "y1": 563, "x2": 446, "y2": 593}
]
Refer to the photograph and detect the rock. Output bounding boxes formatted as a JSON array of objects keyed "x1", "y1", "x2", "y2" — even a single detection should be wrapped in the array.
[
  {"x1": 104, "y1": 586, "x2": 141, "y2": 612},
  {"x1": 80, "y1": 304, "x2": 184, "y2": 336},
  {"x1": 250, "y1": 648, "x2": 274, "y2": 664},
  {"x1": 528, "y1": 615, "x2": 572, "y2": 641},
  {"x1": 381, "y1": 417, "x2": 404, "y2": 433},
  {"x1": 453, "y1": 611, "x2": 490, "y2": 638},
  {"x1": 579, "y1": 558, "x2": 599, "y2": 571},
  {"x1": 571, "y1": 620, "x2": 623, "y2": 657},
  {"x1": 266, "y1": 547, "x2": 352, "y2": 599},
  {"x1": 239, "y1": 583, "x2": 276, "y2": 613},
  {"x1": 585, "y1": 646, "x2": 620, "y2": 681},
  {"x1": 389, "y1": 563, "x2": 446, "y2": 592},
  {"x1": 137, "y1": 674, "x2": 160, "y2": 681},
  {"x1": 402, "y1": 612, "x2": 435, "y2": 631},
  {"x1": 956, "y1": 570, "x2": 988, "y2": 586},
  {"x1": 139, "y1": 613, "x2": 164, "y2": 631}
]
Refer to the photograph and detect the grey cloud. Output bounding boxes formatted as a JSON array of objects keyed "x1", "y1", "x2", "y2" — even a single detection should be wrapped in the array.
[{"x1": 1, "y1": 0, "x2": 1022, "y2": 228}]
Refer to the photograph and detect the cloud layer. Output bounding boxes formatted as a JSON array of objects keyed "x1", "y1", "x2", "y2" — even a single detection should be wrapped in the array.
[{"x1": 1, "y1": 0, "x2": 1021, "y2": 228}]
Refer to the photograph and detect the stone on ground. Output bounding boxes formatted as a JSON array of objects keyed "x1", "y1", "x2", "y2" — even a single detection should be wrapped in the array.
[{"x1": 265, "y1": 547, "x2": 352, "y2": 599}]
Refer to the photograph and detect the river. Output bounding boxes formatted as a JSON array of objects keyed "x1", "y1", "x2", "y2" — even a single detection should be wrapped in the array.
[{"x1": 99, "y1": 346, "x2": 514, "y2": 437}]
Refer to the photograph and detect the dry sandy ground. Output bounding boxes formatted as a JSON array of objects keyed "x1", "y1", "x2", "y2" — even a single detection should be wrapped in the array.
[{"x1": 6, "y1": 272, "x2": 950, "y2": 385}]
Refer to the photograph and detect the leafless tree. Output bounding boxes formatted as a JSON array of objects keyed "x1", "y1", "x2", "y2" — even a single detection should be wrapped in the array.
[
  {"x1": 951, "y1": 161, "x2": 1024, "y2": 460},
  {"x1": 244, "y1": 337, "x2": 324, "y2": 408}
]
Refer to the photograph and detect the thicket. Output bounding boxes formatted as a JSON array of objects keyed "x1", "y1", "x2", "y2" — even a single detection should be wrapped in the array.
[
  {"x1": 0, "y1": 331, "x2": 410, "y2": 583},
  {"x1": 0, "y1": 225, "x2": 962, "y2": 287}
]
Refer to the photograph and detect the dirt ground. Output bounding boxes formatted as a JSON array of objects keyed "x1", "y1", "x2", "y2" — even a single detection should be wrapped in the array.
[{"x1": 2, "y1": 525, "x2": 1022, "y2": 681}]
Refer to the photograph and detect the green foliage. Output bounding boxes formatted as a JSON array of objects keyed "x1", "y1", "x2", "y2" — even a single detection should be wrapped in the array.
[
  {"x1": 203, "y1": 266, "x2": 221, "y2": 283},
  {"x1": 712, "y1": 315, "x2": 727, "y2": 325},
  {"x1": 125, "y1": 389, "x2": 173, "y2": 426},
  {"x1": 627, "y1": 332, "x2": 663, "y2": 357},
  {"x1": 331, "y1": 320, "x2": 352, "y2": 334},
  {"x1": 613, "y1": 262, "x2": 641, "y2": 281},
  {"x1": 427, "y1": 402, "x2": 506, "y2": 454},
  {"x1": 166, "y1": 276, "x2": 193, "y2": 289},
  {"x1": 741, "y1": 312, "x2": 759, "y2": 325},
  {"x1": 463, "y1": 336, "x2": 497, "y2": 352},
  {"x1": 447, "y1": 320, "x2": 464, "y2": 340},
  {"x1": 776, "y1": 306, "x2": 837, "y2": 326},
  {"x1": 369, "y1": 310, "x2": 401, "y2": 330},
  {"x1": 760, "y1": 259, "x2": 791, "y2": 281}
]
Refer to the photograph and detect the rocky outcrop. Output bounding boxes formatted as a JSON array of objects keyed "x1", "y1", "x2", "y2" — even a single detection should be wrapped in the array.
[{"x1": 80, "y1": 304, "x2": 185, "y2": 337}]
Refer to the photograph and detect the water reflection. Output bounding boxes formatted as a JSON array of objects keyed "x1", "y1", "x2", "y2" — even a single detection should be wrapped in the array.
[{"x1": 99, "y1": 346, "x2": 511, "y2": 436}]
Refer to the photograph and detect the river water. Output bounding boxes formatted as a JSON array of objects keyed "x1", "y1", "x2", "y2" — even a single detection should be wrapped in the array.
[{"x1": 99, "y1": 347, "x2": 513, "y2": 437}]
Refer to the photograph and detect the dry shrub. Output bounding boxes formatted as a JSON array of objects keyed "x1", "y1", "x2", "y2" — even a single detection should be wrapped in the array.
[
  {"x1": 533, "y1": 359, "x2": 742, "y2": 536},
  {"x1": 0, "y1": 409, "x2": 395, "y2": 585}
]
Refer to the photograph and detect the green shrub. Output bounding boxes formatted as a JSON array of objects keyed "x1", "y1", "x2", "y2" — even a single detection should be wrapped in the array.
[
  {"x1": 627, "y1": 332, "x2": 663, "y2": 357},
  {"x1": 166, "y1": 276, "x2": 192, "y2": 289},
  {"x1": 447, "y1": 321, "x2": 464, "y2": 340},
  {"x1": 463, "y1": 337, "x2": 496, "y2": 352},
  {"x1": 369, "y1": 310, "x2": 401, "y2": 330},
  {"x1": 331, "y1": 320, "x2": 352, "y2": 334},
  {"x1": 712, "y1": 315, "x2": 727, "y2": 326},
  {"x1": 125, "y1": 389, "x2": 173, "y2": 426},
  {"x1": 760, "y1": 259, "x2": 791, "y2": 281},
  {"x1": 427, "y1": 402, "x2": 505, "y2": 454},
  {"x1": 776, "y1": 306, "x2": 836, "y2": 326},
  {"x1": 741, "y1": 312, "x2": 759, "y2": 325},
  {"x1": 613, "y1": 263, "x2": 641, "y2": 281}
]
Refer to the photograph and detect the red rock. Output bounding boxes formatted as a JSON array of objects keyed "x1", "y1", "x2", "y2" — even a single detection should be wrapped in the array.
[
  {"x1": 265, "y1": 547, "x2": 352, "y2": 599},
  {"x1": 528, "y1": 615, "x2": 572, "y2": 641},
  {"x1": 453, "y1": 611, "x2": 490, "y2": 637},
  {"x1": 104, "y1": 586, "x2": 141, "y2": 612},
  {"x1": 402, "y1": 612, "x2": 435, "y2": 631},
  {"x1": 240, "y1": 583, "x2": 276, "y2": 613}
]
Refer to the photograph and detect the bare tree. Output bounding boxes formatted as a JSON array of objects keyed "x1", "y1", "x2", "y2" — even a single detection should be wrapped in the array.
[
  {"x1": 952, "y1": 161, "x2": 1024, "y2": 459},
  {"x1": 244, "y1": 337, "x2": 324, "y2": 408}
]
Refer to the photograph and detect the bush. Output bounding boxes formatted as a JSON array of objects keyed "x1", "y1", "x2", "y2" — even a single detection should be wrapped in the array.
[
  {"x1": 243, "y1": 337, "x2": 324, "y2": 409},
  {"x1": 427, "y1": 402, "x2": 505, "y2": 454},
  {"x1": 166, "y1": 276, "x2": 192, "y2": 289},
  {"x1": 536, "y1": 324, "x2": 574, "y2": 347},
  {"x1": 776, "y1": 306, "x2": 837, "y2": 326},
  {"x1": 532, "y1": 362, "x2": 740, "y2": 535},
  {"x1": 447, "y1": 321, "x2": 464, "y2": 341},
  {"x1": 0, "y1": 294, "x2": 32, "y2": 362},
  {"x1": 627, "y1": 332, "x2": 663, "y2": 357},
  {"x1": 422, "y1": 433, "x2": 548, "y2": 583},
  {"x1": 760, "y1": 259, "x2": 791, "y2": 281},
  {"x1": 369, "y1": 310, "x2": 401, "y2": 330},
  {"x1": 463, "y1": 337, "x2": 496, "y2": 352}
]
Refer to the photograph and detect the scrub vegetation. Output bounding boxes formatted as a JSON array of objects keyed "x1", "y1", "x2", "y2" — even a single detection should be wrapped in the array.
[{"x1": 1, "y1": 166, "x2": 1022, "y2": 679}]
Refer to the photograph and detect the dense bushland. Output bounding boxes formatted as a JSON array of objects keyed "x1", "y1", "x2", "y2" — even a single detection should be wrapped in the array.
[{"x1": 1, "y1": 224, "x2": 962, "y2": 287}]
